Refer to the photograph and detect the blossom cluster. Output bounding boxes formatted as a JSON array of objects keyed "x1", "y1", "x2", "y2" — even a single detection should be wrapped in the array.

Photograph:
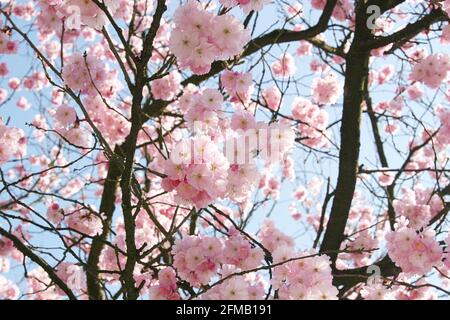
[
  {"x1": 339, "y1": 231, "x2": 378, "y2": 267},
  {"x1": 151, "y1": 71, "x2": 182, "y2": 101},
  {"x1": 47, "y1": 204, "x2": 103, "y2": 237},
  {"x1": 261, "y1": 220, "x2": 338, "y2": 300},
  {"x1": 311, "y1": 0, "x2": 353, "y2": 21},
  {"x1": 0, "y1": 31, "x2": 18, "y2": 54},
  {"x1": 0, "y1": 275, "x2": 20, "y2": 300},
  {"x1": 160, "y1": 116, "x2": 294, "y2": 208},
  {"x1": 393, "y1": 186, "x2": 443, "y2": 229},
  {"x1": 386, "y1": 226, "x2": 443, "y2": 275},
  {"x1": 271, "y1": 53, "x2": 297, "y2": 78},
  {"x1": 0, "y1": 120, "x2": 27, "y2": 165},
  {"x1": 37, "y1": 0, "x2": 120, "y2": 31},
  {"x1": 160, "y1": 136, "x2": 230, "y2": 209},
  {"x1": 311, "y1": 73, "x2": 342, "y2": 105},
  {"x1": 172, "y1": 232, "x2": 264, "y2": 287},
  {"x1": 221, "y1": 70, "x2": 254, "y2": 104},
  {"x1": 271, "y1": 248, "x2": 339, "y2": 299},
  {"x1": 169, "y1": 0, "x2": 250, "y2": 75},
  {"x1": 62, "y1": 53, "x2": 119, "y2": 97},
  {"x1": 262, "y1": 86, "x2": 282, "y2": 111},
  {"x1": 291, "y1": 97, "x2": 330, "y2": 149},
  {"x1": 410, "y1": 53, "x2": 450, "y2": 89},
  {"x1": 183, "y1": 87, "x2": 224, "y2": 127},
  {"x1": 148, "y1": 267, "x2": 180, "y2": 300}
]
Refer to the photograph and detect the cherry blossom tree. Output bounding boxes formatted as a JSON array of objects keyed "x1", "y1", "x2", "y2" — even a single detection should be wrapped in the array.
[{"x1": 0, "y1": 0, "x2": 449, "y2": 300}]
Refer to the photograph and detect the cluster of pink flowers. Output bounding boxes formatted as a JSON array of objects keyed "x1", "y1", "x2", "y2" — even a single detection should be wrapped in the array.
[
  {"x1": 172, "y1": 232, "x2": 263, "y2": 287},
  {"x1": 259, "y1": 219, "x2": 295, "y2": 252},
  {"x1": 406, "y1": 82, "x2": 424, "y2": 101},
  {"x1": 444, "y1": 0, "x2": 450, "y2": 18},
  {"x1": 150, "y1": 71, "x2": 182, "y2": 101},
  {"x1": 360, "y1": 283, "x2": 393, "y2": 300},
  {"x1": 149, "y1": 267, "x2": 180, "y2": 300},
  {"x1": 0, "y1": 120, "x2": 27, "y2": 164},
  {"x1": 272, "y1": 251, "x2": 338, "y2": 299},
  {"x1": 55, "y1": 262, "x2": 86, "y2": 295},
  {"x1": 268, "y1": 233, "x2": 338, "y2": 300},
  {"x1": 84, "y1": 95, "x2": 130, "y2": 145},
  {"x1": 221, "y1": 70, "x2": 254, "y2": 103},
  {"x1": 0, "y1": 31, "x2": 18, "y2": 54},
  {"x1": 0, "y1": 275, "x2": 20, "y2": 300},
  {"x1": 0, "y1": 237, "x2": 13, "y2": 259},
  {"x1": 228, "y1": 120, "x2": 295, "y2": 165},
  {"x1": 222, "y1": 229, "x2": 264, "y2": 270},
  {"x1": 169, "y1": 0, "x2": 250, "y2": 75},
  {"x1": 199, "y1": 272, "x2": 266, "y2": 300},
  {"x1": 62, "y1": 53, "x2": 118, "y2": 97},
  {"x1": 374, "y1": 65, "x2": 395, "y2": 85},
  {"x1": 183, "y1": 88, "x2": 224, "y2": 127},
  {"x1": 377, "y1": 170, "x2": 395, "y2": 187},
  {"x1": 410, "y1": 53, "x2": 450, "y2": 89},
  {"x1": 291, "y1": 97, "x2": 330, "y2": 148},
  {"x1": 386, "y1": 226, "x2": 443, "y2": 275},
  {"x1": 53, "y1": 100, "x2": 121, "y2": 149},
  {"x1": 23, "y1": 71, "x2": 49, "y2": 91},
  {"x1": 393, "y1": 186, "x2": 443, "y2": 229},
  {"x1": 37, "y1": 0, "x2": 119, "y2": 31},
  {"x1": 27, "y1": 267, "x2": 62, "y2": 300},
  {"x1": 62, "y1": 126, "x2": 92, "y2": 149},
  {"x1": 47, "y1": 204, "x2": 102, "y2": 237},
  {"x1": 339, "y1": 231, "x2": 378, "y2": 267},
  {"x1": 311, "y1": 73, "x2": 342, "y2": 105},
  {"x1": 311, "y1": 0, "x2": 353, "y2": 21},
  {"x1": 66, "y1": 207, "x2": 103, "y2": 236},
  {"x1": 11, "y1": 2, "x2": 35, "y2": 21},
  {"x1": 441, "y1": 24, "x2": 450, "y2": 44},
  {"x1": 16, "y1": 96, "x2": 31, "y2": 111},
  {"x1": 54, "y1": 105, "x2": 77, "y2": 127},
  {"x1": 296, "y1": 40, "x2": 312, "y2": 57},
  {"x1": 271, "y1": 53, "x2": 297, "y2": 78},
  {"x1": 436, "y1": 106, "x2": 450, "y2": 147},
  {"x1": 219, "y1": 0, "x2": 271, "y2": 14},
  {"x1": 160, "y1": 136, "x2": 229, "y2": 209},
  {"x1": 158, "y1": 115, "x2": 294, "y2": 207},
  {"x1": 227, "y1": 163, "x2": 260, "y2": 201},
  {"x1": 262, "y1": 86, "x2": 282, "y2": 111}
]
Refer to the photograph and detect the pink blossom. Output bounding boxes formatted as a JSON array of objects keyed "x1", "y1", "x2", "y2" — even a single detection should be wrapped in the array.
[
  {"x1": 221, "y1": 70, "x2": 254, "y2": 103},
  {"x1": 311, "y1": 73, "x2": 342, "y2": 105},
  {"x1": 410, "y1": 53, "x2": 450, "y2": 89},
  {"x1": 262, "y1": 86, "x2": 282, "y2": 111},
  {"x1": 378, "y1": 169, "x2": 395, "y2": 186},
  {"x1": 386, "y1": 226, "x2": 443, "y2": 275},
  {"x1": 16, "y1": 96, "x2": 31, "y2": 111},
  {"x1": 272, "y1": 53, "x2": 297, "y2": 78},
  {"x1": 150, "y1": 71, "x2": 182, "y2": 101},
  {"x1": 169, "y1": 1, "x2": 249, "y2": 75},
  {"x1": 54, "y1": 105, "x2": 77, "y2": 127}
]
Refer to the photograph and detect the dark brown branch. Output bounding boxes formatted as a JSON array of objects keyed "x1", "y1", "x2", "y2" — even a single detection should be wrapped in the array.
[
  {"x1": 319, "y1": 2, "x2": 373, "y2": 265},
  {"x1": 364, "y1": 8, "x2": 447, "y2": 50}
]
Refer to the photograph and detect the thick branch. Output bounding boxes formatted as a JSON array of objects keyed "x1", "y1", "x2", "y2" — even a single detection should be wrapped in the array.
[
  {"x1": 365, "y1": 8, "x2": 447, "y2": 50},
  {"x1": 319, "y1": 2, "x2": 373, "y2": 265}
]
